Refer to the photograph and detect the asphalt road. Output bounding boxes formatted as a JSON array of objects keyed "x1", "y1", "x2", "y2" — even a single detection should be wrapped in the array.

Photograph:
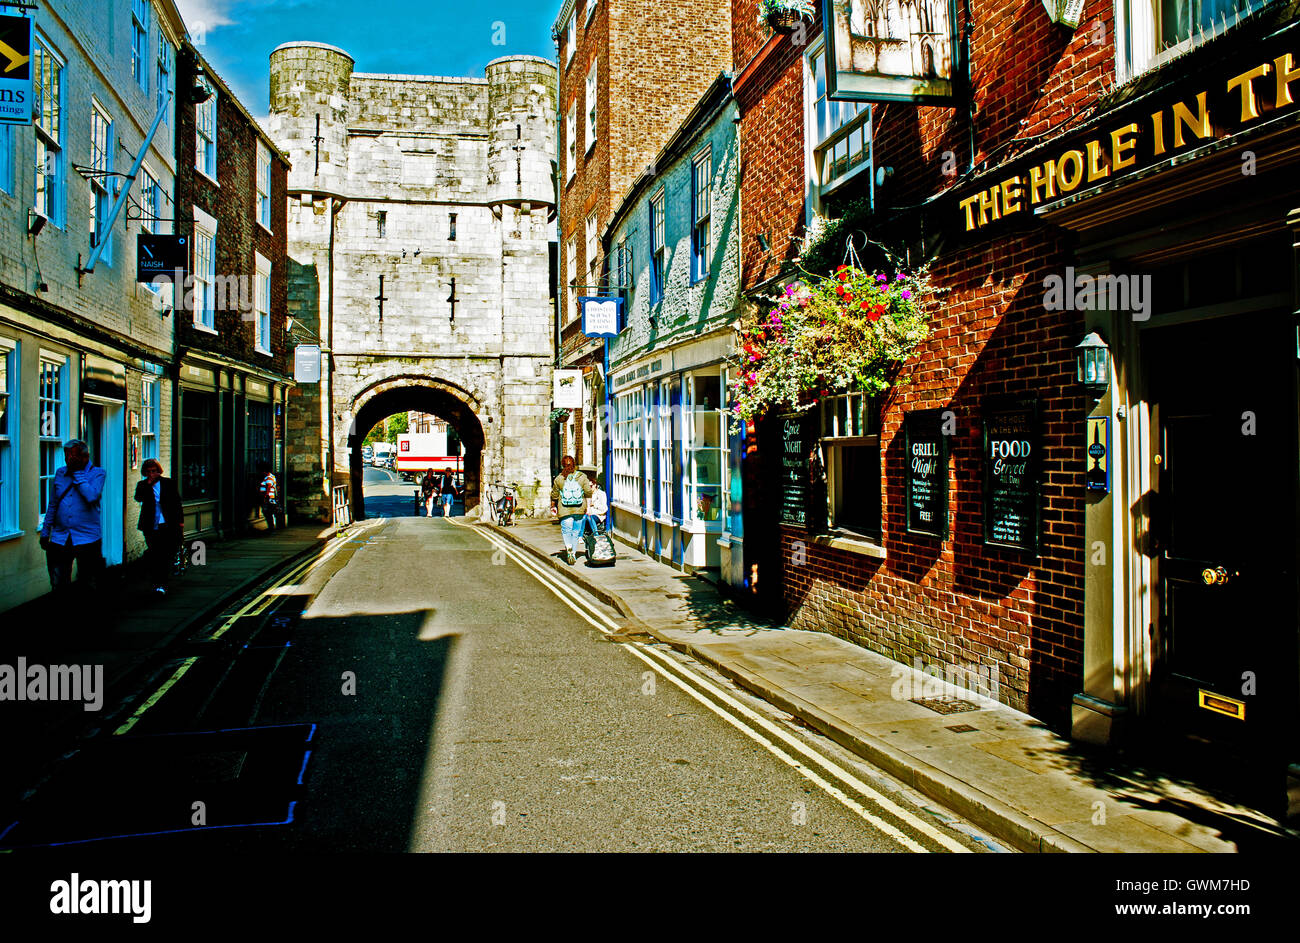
[{"x1": 2, "y1": 480, "x2": 992, "y2": 853}]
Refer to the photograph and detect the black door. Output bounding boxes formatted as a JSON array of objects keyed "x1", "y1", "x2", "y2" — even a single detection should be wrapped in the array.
[{"x1": 1143, "y1": 312, "x2": 1297, "y2": 810}]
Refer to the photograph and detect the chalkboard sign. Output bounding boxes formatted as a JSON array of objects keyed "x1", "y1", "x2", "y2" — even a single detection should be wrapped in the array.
[
  {"x1": 904, "y1": 409, "x2": 948, "y2": 538},
  {"x1": 982, "y1": 399, "x2": 1039, "y2": 553},
  {"x1": 779, "y1": 413, "x2": 808, "y2": 526}
]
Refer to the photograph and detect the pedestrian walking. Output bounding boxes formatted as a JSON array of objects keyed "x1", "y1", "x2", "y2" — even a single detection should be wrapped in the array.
[
  {"x1": 421, "y1": 467, "x2": 438, "y2": 517},
  {"x1": 549, "y1": 455, "x2": 592, "y2": 566},
  {"x1": 133, "y1": 459, "x2": 183, "y2": 595},
  {"x1": 39, "y1": 439, "x2": 107, "y2": 596},
  {"x1": 258, "y1": 462, "x2": 281, "y2": 531},
  {"x1": 438, "y1": 467, "x2": 458, "y2": 518}
]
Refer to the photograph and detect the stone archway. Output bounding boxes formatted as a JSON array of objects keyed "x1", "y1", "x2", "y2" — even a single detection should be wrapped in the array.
[{"x1": 348, "y1": 376, "x2": 487, "y2": 521}]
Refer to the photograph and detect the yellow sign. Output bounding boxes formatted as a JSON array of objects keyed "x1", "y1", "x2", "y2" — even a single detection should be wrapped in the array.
[{"x1": 959, "y1": 50, "x2": 1300, "y2": 232}]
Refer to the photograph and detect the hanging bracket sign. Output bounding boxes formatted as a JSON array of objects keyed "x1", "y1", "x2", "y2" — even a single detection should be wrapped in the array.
[{"x1": 0, "y1": 14, "x2": 33, "y2": 126}]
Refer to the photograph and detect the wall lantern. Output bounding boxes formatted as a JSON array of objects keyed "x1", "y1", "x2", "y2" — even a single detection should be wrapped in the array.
[{"x1": 1075, "y1": 331, "x2": 1110, "y2": 396}]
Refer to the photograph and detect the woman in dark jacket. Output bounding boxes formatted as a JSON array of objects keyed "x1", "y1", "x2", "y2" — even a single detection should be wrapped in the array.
[
  {"x1": 420, "y1": 467, "x2": 438, "y2": 517},
  {"x1": 134, "y1": 459, "x2": 184, "y2": 594}
]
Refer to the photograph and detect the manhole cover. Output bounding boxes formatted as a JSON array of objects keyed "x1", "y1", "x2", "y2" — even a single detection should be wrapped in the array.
[
  {"x1": 911, "y1": 696, "x2": 981, "y2": 715},
  {"x1": 945, "y1": 723, "x2": 978, "y2": 733}
]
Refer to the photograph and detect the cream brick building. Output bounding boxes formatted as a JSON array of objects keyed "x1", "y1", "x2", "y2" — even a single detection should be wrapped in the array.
[
  {"x1": 265, "y1": 44, "x2": 557, "y2": 518},
  {"x1": 0, "y1": 0, "x2": 186, "y2": 612}
]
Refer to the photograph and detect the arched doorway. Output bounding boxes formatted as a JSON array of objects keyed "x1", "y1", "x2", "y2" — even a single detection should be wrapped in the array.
[{"x1": 348, "y1": 378, "x2": 486, "y2": 522}]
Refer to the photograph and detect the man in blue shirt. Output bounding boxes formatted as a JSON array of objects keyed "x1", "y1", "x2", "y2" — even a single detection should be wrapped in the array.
[{"x1": 39, "y1": 439, "x2": 107, "y2": 595}]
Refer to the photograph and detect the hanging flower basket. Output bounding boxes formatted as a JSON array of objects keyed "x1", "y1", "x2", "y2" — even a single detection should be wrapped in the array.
[
  {"x1": 549, "y1": 408, "x2": 571, "y2": 425},
  {"x1": 758, "y1": 0, "x2": 815, "y2": 34},
  {"x1": 728, "y1": 259, "x2": 939, "y2": 429}
]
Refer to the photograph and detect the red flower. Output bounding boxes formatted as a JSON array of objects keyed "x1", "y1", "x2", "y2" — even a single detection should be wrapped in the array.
[
  {"x1": 843, "y1": 293, "x2": 854, "y2": 303},
  {"x1": 859, "y1": 301, "x2": 869, "y2": 310}
]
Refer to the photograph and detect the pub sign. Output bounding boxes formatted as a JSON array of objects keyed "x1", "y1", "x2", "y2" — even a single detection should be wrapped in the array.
[{"x1": 823, "y1": 0, "x2": 961, "y2": 104}]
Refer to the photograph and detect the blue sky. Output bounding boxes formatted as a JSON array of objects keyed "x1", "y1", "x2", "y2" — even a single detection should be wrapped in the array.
[{"x1": 175, "y1": 0, "x2": 558, "y2": 114}]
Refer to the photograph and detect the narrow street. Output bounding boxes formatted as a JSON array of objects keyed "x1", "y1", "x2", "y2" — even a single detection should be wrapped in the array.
[{"x1": 0, "y1": 479, "x2": 992, "y2": 853}]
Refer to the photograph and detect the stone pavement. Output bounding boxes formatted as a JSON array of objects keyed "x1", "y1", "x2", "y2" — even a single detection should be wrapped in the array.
[
  {"x1": 487, "y1": 516, "x2": 1298, "y2": 853},
  {"x1": 0, "y1": 521, "x2": 343, "y2": 810}
]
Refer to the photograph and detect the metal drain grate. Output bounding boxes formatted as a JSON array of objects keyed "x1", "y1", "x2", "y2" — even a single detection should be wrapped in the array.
[
  {"x1": 945, "y1": 723, "x2": 978, "y2": 733},
  {"x1": 911, "y1": 696, "x2": 981, "y2": 715}
]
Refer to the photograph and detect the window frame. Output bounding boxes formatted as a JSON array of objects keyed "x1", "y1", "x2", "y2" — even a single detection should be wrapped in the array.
[
  {"x1": 191, "y1": 205, "x2": 217, "y2": 332},
  {"x1": 819, "y1": 391, "x2": 882, "y2": 541},
  {"x1": 33, "y1": 35, "x2": 65, "y2": 228},
  {"x1": 805, "y1": 41, "x2": 873, "y2": 207},
  {"x1": 649, "y1": 189, "x2": 666, "y2": 307},
  {"x1": 565, "y1": 104, "x2": 577, "y2": 183},
  {"x1": 690, "y1": 146, "x2": 712, "y2": 284},
  {"x1": 684, "y1": 370, "x2": 724, "y2": 525},
  {"x1": 0, "y1": 124, "x2": 13, "y2": 195},
  {"x1": 254, "y1": 252, "x2": 272, "y2": 355},
  {"x1": 586, "y1": 0, "x2": 598, "y2": 24},
  {"x1": 131, "y1": 0, "x2": 150, "y2": 92},
  {"x1": 0, "y1": 338, "x2": 17, "y2": 537},
  {"x1": 89, "y1": 100, "x2": 116, "y2": 261},
  {"x1": 194, "y1": 82, "x2": 217, "y2": 182},
  {"x1": 38, "y1": 353, "x2": 68, "y2": 528},
  {"x1": 585, "y1": 58, "x2": 598, "y2": 153},
  {"x1": 1117, "y1": 0, "x2": 1268, "y2": 83},
  {"x1": 256, "y1": 140, "x2": 272, "y2": 231},
  {"x1": 141, "y1": 375, "x2": 159, "y2": 463},
  {"x1": 586, "y1": 211, "x2": 600, "y2": 285},
  {"x1": 565, "y1": 236, "x2": 578, "y2": 325},
  {"x1": 157, "y1": 32, "x2": 173, "y2": 116},
  {"x1": 565, "y1": 14, "x2": 576, "y2": 67}
]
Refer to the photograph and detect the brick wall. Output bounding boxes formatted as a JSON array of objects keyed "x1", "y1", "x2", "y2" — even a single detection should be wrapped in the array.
[
  {"x1": 737, "y1": 0, "x2": 1122, "y2": 725},
  {"x1": 175, "y1": 46, "x2": 291, "y2": 377}
]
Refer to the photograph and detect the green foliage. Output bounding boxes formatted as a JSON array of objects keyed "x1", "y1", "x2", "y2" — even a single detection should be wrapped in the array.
[{"x1": 728, "y1": 260, "x2": 938, "y2": 429}]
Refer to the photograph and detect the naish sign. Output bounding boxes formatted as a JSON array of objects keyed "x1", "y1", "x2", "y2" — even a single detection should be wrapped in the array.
[{"x1": 958, "y1": 42, "x2": 1300, "y2": 233}]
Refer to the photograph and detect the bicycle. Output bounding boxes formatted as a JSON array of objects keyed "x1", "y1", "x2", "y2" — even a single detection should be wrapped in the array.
[{"x1": 487, "y1": 481, "x2": 519, "y2": 526}]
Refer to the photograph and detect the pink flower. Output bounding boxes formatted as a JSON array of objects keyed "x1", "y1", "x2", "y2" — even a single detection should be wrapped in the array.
[{"x1": 901, "y1": 289, "x2": 912, "y2": 300}]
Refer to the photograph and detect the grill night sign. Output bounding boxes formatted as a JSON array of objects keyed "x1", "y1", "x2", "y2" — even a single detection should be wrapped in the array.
[{"x1": 959, "y1": 49, "x2": 1300, "y2": 232}]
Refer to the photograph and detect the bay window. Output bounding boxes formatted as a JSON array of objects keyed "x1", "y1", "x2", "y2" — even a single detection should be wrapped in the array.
[
  {"x1": 613, "y1": 389, "x2": 643, "y2": 508},
  {"x1": 807, "y1": 43, "x2": 872, "y2": 201},
  {"x1": 685, "y1": 372, "x2": 724, "y2": 524}
]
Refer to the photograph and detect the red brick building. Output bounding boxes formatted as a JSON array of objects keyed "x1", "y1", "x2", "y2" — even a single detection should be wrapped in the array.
[
  {"x1": 173, "y1": 43, "x2": 295, "y2": 537},
  {"x1": 736, "y1": 0, "x2": 1299, "y2": 813},
  {"x1": 552, "y1": 0, "x2": 732, "y2": 477}
]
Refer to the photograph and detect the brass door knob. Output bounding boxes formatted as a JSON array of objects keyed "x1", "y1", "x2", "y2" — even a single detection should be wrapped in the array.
[{"x1": 1200, "y1": 566, "x2": 1230, "y2": 586}]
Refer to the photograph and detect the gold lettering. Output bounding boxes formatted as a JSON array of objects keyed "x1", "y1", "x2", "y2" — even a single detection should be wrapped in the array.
[
  {"x1": 1056, "y1": 149, "x2": 1084, "y2": 192},
  {"x1": 1172, "y1": 91, "x2": 1212, "y2": 148},
  {"x1": 978, "y1": 185, "x2": 1000, "y2": 226},
  {"x1": 1111, "y1": 123, "x2": 1139, "y2": 171},
  {"x1": 1086, "y1": 139, "x2": 1109, "y2": 181},
  {"x1": 1151, "y1": 110, "x2": 1166, "y2": 157},
  {"x1": 1000, "y1": 176, "x2": 1024, "y2": 215},
  {"x1": 959, "y1": 194, "x2": 980, "y2": 231},
  {"x1": 1028, "y1": 160, "x2": 1056, "y2": 203},
  {"x1": 1275, "y1": 53, "x2": 1300, "y2": 107},
  {"x1": 1227, "y1": 63, "x2": 1271, "y2": 122}
]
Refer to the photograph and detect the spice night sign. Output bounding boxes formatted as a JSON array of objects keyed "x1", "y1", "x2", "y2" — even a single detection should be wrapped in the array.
[{"x1": 958, "y1": 43, "x2": 1300, "y2": 233}]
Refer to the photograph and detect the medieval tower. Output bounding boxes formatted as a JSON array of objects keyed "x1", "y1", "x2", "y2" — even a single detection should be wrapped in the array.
[{"x1": 267, "y1": 43, "x2": 557, "y2": 518}]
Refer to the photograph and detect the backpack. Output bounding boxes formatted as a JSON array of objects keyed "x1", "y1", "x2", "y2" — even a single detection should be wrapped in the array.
[{"x1": 560, "y1": 474, "x2": 585, "y2": 507}]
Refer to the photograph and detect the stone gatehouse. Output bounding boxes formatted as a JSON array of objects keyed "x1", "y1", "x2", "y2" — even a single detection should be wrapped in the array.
[{"x1": 266, "y1": 43, "x2": 557, "y2": 518}]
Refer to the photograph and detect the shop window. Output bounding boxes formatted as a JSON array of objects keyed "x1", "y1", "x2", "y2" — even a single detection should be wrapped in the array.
[
  {"x1": 0, "y1": 340, "x2": 16, "y2": 535},
  {"x1": 686, "y1": 372, "x2": 724, "y2": 524},
  {"x1": 1120, "y1": 0, "x2": 1265, "y2": 80},
  {"x1": 181, "y1": 390, "x2": 215, "y2": 499},
  {"x1": 821, "y1": 392, "x2": 880, "y2": 539},
  {"x1": 38, "y1": 355, "x2": 68, "y2": 526},
  {"x1": 657, "y1": 379, "x2": 674, "y2": 517},
  {"x1": 246, "y1": 401, "x2": 273, "y2": 480},
  {"x1": 613, "y1": 389, "x2": 643, "y2": 508},
  {"x1": 141, "y1": 377, "x2": 158, "y2": 462}
]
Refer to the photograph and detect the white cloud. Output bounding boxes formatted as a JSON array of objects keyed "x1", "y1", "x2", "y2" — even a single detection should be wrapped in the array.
[{"x1": 174, "y1": 0, "x2": 237, "y2": 35}]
